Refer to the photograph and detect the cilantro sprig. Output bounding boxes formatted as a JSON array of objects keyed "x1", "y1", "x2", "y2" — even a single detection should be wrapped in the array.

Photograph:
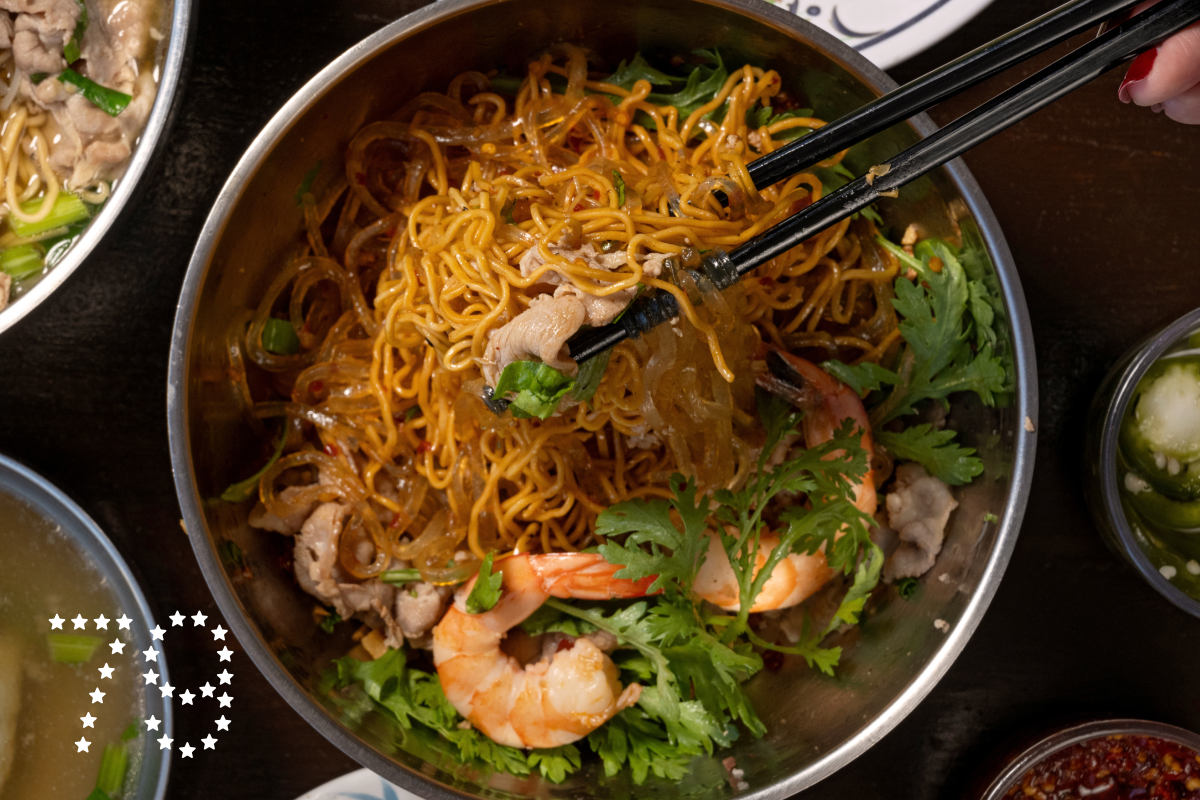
[
  {"x1": 597, "y1": 387, "x2": 881, "y2": 675},
  {"x1": 465, "y1": 552, "x2": 502, "y2": 614},
  {"x1": 327, "y1": 649, "x2": 577, "y2": 782},
  {"x1": 823, "y1": 237, "x2": 1008, "y2": 483}
]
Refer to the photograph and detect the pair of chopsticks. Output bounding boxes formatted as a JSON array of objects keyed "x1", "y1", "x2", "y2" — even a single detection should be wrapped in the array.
[{"x1": 560, "y1": 0, "x2": 1200, "y2": 368}]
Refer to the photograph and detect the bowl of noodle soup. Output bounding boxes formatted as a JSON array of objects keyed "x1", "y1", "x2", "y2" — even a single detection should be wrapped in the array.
[
  {"x1": 0, "y1": 0, "x2": 190, "y2": 333},
  {"x1": 168, "y1": 0, "x2": 1037, "y2": 796}
]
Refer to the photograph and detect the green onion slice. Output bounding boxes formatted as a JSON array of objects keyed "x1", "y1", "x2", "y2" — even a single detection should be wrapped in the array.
[
  {"x1": 59, "y1": 68, "x2": 131, "y2": 117},
  {"x1": 11, "y1": 192, "x2": 90, "y2": 238},
  {"x1": 380, "y1": 568, "x2": 421, "y2": 585},
  {"x1": 261, "y1": 318, "x2": 301, "y2": 355},
  {"x1": 63, "y1": 0, "x2": 88, "y2": 63},
  {"x1": 47, "y1": 633, "x2": 101, "y2": 664},
  {"x1": 0, "y1": 244, "x2": 44, "y2": 281},
  {"x1": 94, "y1": 741, "x2": 128, "y2": 796}
]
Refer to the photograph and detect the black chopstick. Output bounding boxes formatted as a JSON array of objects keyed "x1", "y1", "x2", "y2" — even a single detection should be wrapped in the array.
[
  {"x1": 562, "y1": 0, "x2": 1200, "y2": 368},
  {"x1": 746, "y1": 0, "x2": 1142, "y2": 189}
]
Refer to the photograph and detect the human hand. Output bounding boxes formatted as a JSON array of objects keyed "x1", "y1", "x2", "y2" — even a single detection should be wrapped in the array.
[{"x1": 1110, "y1": 1, "x2": 1200, "y2": 123}]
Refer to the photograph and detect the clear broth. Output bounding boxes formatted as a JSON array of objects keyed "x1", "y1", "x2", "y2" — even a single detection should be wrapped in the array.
[{"x1": 0, "y1": 491, "x2": 144, "y2": 799}]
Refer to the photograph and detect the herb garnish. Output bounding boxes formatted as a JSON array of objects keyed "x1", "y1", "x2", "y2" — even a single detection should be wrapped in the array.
[
  {"x1": 465, "y1": 552, "x2": 503, "y2": 614},
  {"x1": 823, "y1": 237, "x2": 1007, "y2": 483}
]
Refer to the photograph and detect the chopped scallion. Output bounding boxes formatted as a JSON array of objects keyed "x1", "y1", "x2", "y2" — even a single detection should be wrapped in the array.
[
  {"x1": 29, "y1": 72, "x2": 49, "y2": 85},
  {"x1": 380, "y1": 568, "x2": 421, "y2": 585},
  {"x1": 120, "y1": 719, "x2": 140, "y2": 741},
  {"x1": 0, "y1": 245, "x2": 44, "y2": 281},
  {"x1": 11, "y1": 192, "x2": 90, "y2": 238},
  {"x1": 59, "y1": 68, "x2": 131, "y2": 117},
  {"x1": 63, "y1": 0, "x2": 88, "y2": 64},
  {"x1": 262, "y1": 318, "x2": 300, "y2": 355},
  {"x1": 94, "y1": 742, "x2": 128, "y2": 797},
  {"x1": 47, "y1": 633, "x2": 101, "y2": 664}
]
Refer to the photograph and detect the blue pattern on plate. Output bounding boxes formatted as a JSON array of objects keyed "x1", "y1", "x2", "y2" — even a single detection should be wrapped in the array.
[
  {"x1": 769, "y1": 0, "x2": 956, "y2": 51},
  {"x1": 337, "y1": 779, "x2": 401, "y2": 800}
]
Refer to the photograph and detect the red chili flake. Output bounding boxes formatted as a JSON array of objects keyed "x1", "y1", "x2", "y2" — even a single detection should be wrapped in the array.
[
  {"x1": 498, "y1": 166, "x2": 514, "y2": 175},
  {"x1": 416, "y1": 440, "x2": 433, "y2": 454},
  {"x1": 762, "y1": 650, "x2": 785, "y2": 672},
  {"x1": 385, "y1": 227, "x2": 396, "y2": 238},
  {"x1": 555, "y1": 638, "x2": 575, "y2": 653},
  {"x1": 592, "y1": 189, "x2": 601, "y2": 199},
  {"x1": 323, "y1": 443, "x2": 340, "y2": 457},
  {"x1": 310, "y1": 380, "x2": 325, "y2": 394},
  {"x1": 759, "y1": 276, "x2": 775, "y2": 286},
  {"x1": 771, "y1": 75, "x2": 780, "y2": 84},
  {"x1": 657, "y1": 147, "x2": 666, "y2": 159},
  {"x1": 355, "y1": 172, "x2": 367, "y2": 186},
  {"x1": 573, "y1": 204, "x2": 584, "y2": 212}
]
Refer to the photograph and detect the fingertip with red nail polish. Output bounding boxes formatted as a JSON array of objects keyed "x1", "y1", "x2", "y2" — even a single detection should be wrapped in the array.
[{"x1": 1119, "y1": 48, "x2": 1158, "y2": 104}]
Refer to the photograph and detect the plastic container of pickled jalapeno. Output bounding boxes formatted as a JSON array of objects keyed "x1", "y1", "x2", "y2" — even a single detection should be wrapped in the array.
[{"x1": 1085, "y1": 307, "x2": 1200, "y2": 619}]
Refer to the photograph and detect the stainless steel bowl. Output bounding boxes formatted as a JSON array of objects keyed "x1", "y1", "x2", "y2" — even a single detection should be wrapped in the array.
[
  {"x1": 976, "y1": 719, "x2": 1200, "y2": 800},
  {"x1": 0, "y1": 452, "x2": 173, "y2": 800},
  {"x1": 167, "y1": 0, "x2": 1038, "y2": 796},
  {"x1": 0, "y1": 0, "x2": 192, "y2": 335},
  {"x1": 1084, "y1": 307, "x2": 1200, "y2": 619}
]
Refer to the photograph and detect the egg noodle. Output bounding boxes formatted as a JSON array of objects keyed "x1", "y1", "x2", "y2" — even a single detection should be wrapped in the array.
[{"x1": 243, "y1": 45, "x2": 902, "y2": 585}]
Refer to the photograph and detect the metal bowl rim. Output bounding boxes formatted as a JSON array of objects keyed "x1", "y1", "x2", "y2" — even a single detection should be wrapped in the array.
[
  {"x1": 0, "y1": 451, "x2": 173, "y2": 800},
  {"x1": 0, "y1": 0, "x2": 193, "y2": 335},
  {"x1": 978, "y1": 718, "x2": 1200, "y2": 800},
  {"x1": 166, "y1": 0, "x2": 1037, "y2": 795},
  {"x1": 1097, "y1": 306, "x2": 1200, "y2": 619}
]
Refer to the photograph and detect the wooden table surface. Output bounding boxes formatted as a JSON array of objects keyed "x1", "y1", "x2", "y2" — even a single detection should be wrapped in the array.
[{"x1": 1, "y1": 1, "x2": 1198, "y2": 797}]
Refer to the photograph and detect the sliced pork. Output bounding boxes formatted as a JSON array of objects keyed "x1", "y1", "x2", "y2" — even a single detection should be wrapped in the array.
[
  {"x1": 481, "y1": 293, "x2": 586, "y2": 386},
  {"x1": 883, "y1": 463, "x2": 958, "y2": 581},
  {"x1": 483, "y1": 246, "x2": 669, "y2": 386}
]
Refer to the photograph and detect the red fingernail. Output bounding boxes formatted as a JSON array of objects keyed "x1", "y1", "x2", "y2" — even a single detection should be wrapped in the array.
[{"x1": 1119, "y1": 48, "x2": 1158, "y2": 103}]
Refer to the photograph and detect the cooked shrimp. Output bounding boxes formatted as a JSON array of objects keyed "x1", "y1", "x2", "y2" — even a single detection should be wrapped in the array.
[
  {"x1": 432, "y1": 553, "x2": 652, "y2": 749},
  {"x1": 693, "y1": 347, "x2": 877, "y2": 612}
]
